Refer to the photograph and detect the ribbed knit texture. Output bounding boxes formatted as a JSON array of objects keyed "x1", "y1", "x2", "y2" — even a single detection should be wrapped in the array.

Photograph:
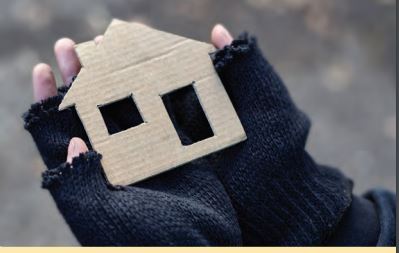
[
  {"x1": 210, "y1": 34, "x2": 353, "y2": 245},
  {"x1": 23, "y1": 33, "x2": 356, "y2": 246}
]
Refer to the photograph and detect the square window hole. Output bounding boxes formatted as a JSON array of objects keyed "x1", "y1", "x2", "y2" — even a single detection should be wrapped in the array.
[
  {"x1": 162, "y1": 84, "x2": 214, "y2": 146},
  {"x1": 98, "y1": 95, "x2": 144, "y2": 135}
]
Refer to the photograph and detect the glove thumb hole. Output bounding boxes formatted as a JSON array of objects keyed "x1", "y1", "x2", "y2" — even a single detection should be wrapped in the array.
[{"x1": 43, "y1": 148, "x2": 108, "y2": 194}]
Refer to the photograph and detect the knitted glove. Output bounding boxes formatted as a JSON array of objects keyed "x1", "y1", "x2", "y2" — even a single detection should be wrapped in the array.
[
  {"x1": 176, "y1": 34, "x2": 353, "y2": 245},
  {"x1": 23, "y1": 86, "x2": 241, "y2": 246}
]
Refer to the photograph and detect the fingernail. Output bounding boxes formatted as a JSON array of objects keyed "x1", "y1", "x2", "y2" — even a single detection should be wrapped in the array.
[
  {"x1": 218, "y1": 24, "x2": 232, "y2": 41},
  {"x1": 66, "y1": 138, "x2": 88, "y2": 164},
  {"x1": 67, "y1": 139, "x2": 77, "y2": 164},
  {"x1": 212, "y1": 24, "x2": 233, "y2": 48}
]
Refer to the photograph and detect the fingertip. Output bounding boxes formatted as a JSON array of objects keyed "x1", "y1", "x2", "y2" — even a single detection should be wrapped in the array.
[
  {"x1": 66, "y1": 137, "x2": 89, "y2": 164},
  {"x1": 94, "y1": 35, "x2": 104, "y2": 45},
  {"x1": 54, "y1": 37, "x2": 81, "y2": 85},
  {"x1": 211, "y1": 24, "x2": 233, "y2": 49},
  {"x1": 54, "y1": 38, "x2": 75, "y2": 53},
  {"x1": 32, "y1": 63, "x2": 57, "y2": 102},
  {"x1": 32, "y1": 63, "x2": 52, "y2": 77}
]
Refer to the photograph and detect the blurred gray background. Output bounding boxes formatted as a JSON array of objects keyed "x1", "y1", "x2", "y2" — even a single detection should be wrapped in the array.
[{"x1": 0, "y1": 0, "x2": 396, "y2": 246}]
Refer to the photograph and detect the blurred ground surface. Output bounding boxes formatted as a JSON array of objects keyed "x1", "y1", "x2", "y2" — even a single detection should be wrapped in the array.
[{"x1": 0, "y1": 0, "x2": 396, "y2": 246}]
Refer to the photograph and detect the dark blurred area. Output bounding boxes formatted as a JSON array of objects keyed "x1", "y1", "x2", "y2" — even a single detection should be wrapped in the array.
[{"x1": 0, "y1": 0, "x2": 395, "y2": 245}]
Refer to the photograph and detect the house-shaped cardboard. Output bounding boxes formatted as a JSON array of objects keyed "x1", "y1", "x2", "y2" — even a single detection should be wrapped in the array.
[{"x1": 59, "y1": 19, "x2": 246, "y2": 185}]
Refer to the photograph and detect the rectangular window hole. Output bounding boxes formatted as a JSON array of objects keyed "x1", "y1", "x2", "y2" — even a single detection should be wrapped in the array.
[
  {"x1": 98, "y1": 95, "x2": 144, "y2": 135},
  {"x1": 162, "y1": 84, "x2": 214, "y2": 146}
]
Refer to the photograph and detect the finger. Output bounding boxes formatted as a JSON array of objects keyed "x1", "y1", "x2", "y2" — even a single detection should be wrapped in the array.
[
  {"x1": 94, "y1": 35, "x2": 103, "y2": 45},
  {"x1": 66, "y1": 137, "x2": 89, "y2": 164},
  {"x1": 211, "y1": 24, "x2": 233, "y2": 49},
  {"x1": 54, "y1": 38, "x2": 81, "y2": 85},
  {"x1": 32, "y1": 63, "x2": 57, "y2": 102}
]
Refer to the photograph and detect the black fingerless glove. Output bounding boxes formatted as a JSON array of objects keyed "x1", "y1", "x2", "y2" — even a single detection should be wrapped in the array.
[
  {"x1": 23, "y1": 78, "x2": 241, "y2": 247},
  {"x1": 211, "y1": 34, "x2": 352, "y2": 245},
  {"x1": 23, "y1": 33, "x2": 355, "y2": 246}
]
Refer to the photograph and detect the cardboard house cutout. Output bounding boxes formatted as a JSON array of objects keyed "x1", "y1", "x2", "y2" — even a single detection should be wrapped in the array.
[{"x1": 59, "y1": 19, "x2": 246, "y2": 185}]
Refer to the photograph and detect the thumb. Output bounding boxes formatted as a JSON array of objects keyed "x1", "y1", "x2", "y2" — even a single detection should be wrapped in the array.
[
  {"x1": 43, "y1": 138, "x2": 109, "y2": 195},
  {"x1": 67, "y1": 137, "x2": 88, "y2": 164},
  {"x1": 211, "y1": 24, "x2": 233, "y2": 49}
]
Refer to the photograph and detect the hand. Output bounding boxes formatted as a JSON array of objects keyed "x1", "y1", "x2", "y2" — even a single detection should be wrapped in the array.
[
  {"x1": 156, "y1": 27, "x2": 353, "y2": 245},
  {"x1": 25, "y1": 23, "x2": 353, "y2": 246}
]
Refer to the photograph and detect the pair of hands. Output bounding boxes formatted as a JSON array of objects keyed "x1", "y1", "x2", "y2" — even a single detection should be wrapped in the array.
[
  {"x1": 26, "y1": 21, "x2": 352, "y2": 246},
  {"x1": 32, "y1": 24, "x2": 233, "y2": 163}
]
